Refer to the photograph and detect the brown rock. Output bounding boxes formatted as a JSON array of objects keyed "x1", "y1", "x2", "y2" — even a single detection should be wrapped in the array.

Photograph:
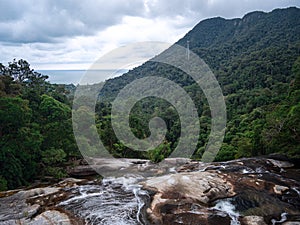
[
  {"x1": 67, "y1": 165, "x2": 98, "y2": 177},
  {"x1": 142, "y1": 171, "x2": 235, "y2": 224},
  {"x1": 28, "y1": 210, "x2": 71, "y2": 225},
  {"x1": 241, "y1": 216, "x2": 267, "y2": 225},
  {"x1": 268, "y1": 159, "x2": 294, "y2": 168},
  {"x1": 0, "y1": 180, "x2": 87, "y2": 224},
  {"x1": 143, "y1": 171, "x2": 234, "y2": 203},
  {"x1": 273, "y1": 185, "x2": 289, "y2": 195}
]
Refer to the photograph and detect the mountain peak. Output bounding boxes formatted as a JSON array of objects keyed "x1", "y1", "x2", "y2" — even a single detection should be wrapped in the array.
[
  {"x1": 176, "y1": 6, "x2": 300, "y2": 49},
  {"x1": 242, "y1": 11, "x2": 266, "y2": 21}
]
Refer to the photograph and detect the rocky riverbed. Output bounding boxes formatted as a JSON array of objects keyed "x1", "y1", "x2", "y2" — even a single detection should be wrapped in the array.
[{"x1": 0, "y1": 156, "x2": 299, "y2": 225}]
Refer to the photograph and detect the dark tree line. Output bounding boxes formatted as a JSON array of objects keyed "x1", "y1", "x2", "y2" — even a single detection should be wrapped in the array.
[{"x1": 0, "y1": 59, "x2": 78, "y2": 190}]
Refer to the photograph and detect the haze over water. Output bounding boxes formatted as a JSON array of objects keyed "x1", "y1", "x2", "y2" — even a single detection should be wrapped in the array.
[{"x1": 38, "y1": 69, "x2": 128, "y2": 84}]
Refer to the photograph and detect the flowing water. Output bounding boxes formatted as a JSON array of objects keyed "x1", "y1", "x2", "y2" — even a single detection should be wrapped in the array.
[
  {"x1": 58, "y1": 175, "x2": 246, "y2": 225},
  {"x1": 212, "y1": 199, "x2": 241, "y2": 225},
  {"x1": 59, "y1": 175, "x2": 149, "y2": 225},
  {"x1": 56, "y1": 158, "x2": 300, "y2": 224}
]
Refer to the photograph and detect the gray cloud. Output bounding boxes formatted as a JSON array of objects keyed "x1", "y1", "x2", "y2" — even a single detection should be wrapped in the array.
[
  {"x1": 0, "y1": 0, "x2": 27, "y2": 21},
  {"x1": 144, "y1": 0, "x2": 300, "y2": 27},
  {"x1": 0, "y1": 0, "x2": 299, "y2": 72},
  {"x1": 0, "y1": 0, "x2": 299, "y2": 44},
  {"x1": 0, "y1": 0, "x2": 145, "y2": 43}
]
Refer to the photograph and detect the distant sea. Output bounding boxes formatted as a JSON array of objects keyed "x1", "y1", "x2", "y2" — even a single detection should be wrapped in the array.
[{"x1": 38, "y1": 69, "x2": 128, "y2": 84}]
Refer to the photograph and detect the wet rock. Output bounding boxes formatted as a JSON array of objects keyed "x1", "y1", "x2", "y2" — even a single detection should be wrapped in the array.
[
  {"x1": 29, "y1": 210, "x2": 72, "y2": 225},
  {"x1": 0, "y1": 187, "x2": 58, "y2": 222},
  {"x1": 162, "y1": 211, "x2": 232, "y2": 225},
  {"x1": 241, "y1": 215, "x2": 267, "y2": 225},
  {"x1": 0, "y1": 178, "x2": 88, "y2": 224},
  {"x1": 161, "y1": 157, "x2": 192, "y2": 165},
  {"x1": 142, "y1": 171, "x2": 235, "y2": 224},
  {"x1": 58, "y1": 178, "x2": 89, "y2": 188},
  {"x1": 67, "y1": 165, "x2": 98, "y2": 177},
  {"x1": 22, "y1": 187, "x2": 60, "y2": 198},
  {"x1": 1, "y1": 209, "x2": 82, "y2": 225},
  {"x1": 67, "y1": 157, "x2": 198, "y2": 179},
  {"x1": 143, "y1": 157, "x2": 300, "y2": 224},
  {"x1": 274, "y1": 185, "x2": 289, "y2": 195},
  {"x1": 268, "y1": 159, "x2": 294, "y2": 169},
  {"x1": 146, "y1": 200, "x2": 232, "y2": 225},
  {"x1": 176, "y1": 161, "x2": 202, "y2": 172},
  {"x1": 1, "y1": 157, "x2": 300, "y2": 225},
  {"x1": 143, "y1": 171, "x2": 235, "y2": 204}
]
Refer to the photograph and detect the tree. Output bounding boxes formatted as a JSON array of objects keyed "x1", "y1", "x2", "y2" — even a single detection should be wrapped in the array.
[
  {"x1": 0, "y1": 97, "x2": 42, "y2": 189},
  {"x1": 39, "y1": 94, "x2": 78, "y2": 158},
  {"x1": 41, "y1": 148, "x2": 67, "y2": 178},
  {"x1": 291, "y1": 57, "x2": 300, "y2": 91},
  {"x1": 0, "y1": 74, "x2": 21, "y2": 97},
  {"x1": 148, "y1": 141, "x2": 171, "y2": 163},
  {"x1": 214, "y1": 144, "x2": 237, "y2": 162}
]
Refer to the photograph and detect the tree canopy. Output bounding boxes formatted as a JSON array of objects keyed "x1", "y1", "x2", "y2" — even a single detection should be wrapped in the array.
[{"x1": 0, "y1": 60, "x2": 78, "y2": 190}]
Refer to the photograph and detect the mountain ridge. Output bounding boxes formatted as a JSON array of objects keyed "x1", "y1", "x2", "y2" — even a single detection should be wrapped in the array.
[
  {"x1": 101, "y1": 7, "x2": 300, "y2": 99},
  {"x1": 177, "y1": 7, "x2": 300, "y2": 50},
  {"x1": 95, "y1": 6, "x2": 300, "y2": 161}
]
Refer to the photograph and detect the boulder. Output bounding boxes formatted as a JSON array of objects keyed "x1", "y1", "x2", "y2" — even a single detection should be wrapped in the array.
[
  {"x1": 241, "y1": 216, "x2": 267, "y2": 225},
  {"x1": 273, "y1": 185, "x2": 289, "y2": 195},
  {"x1": 142, "y1": 171, "x2": 235, "y2": 224},
  {"x1": 0, "y1": 179, "x2": 88, "y2": 224},
  {"x1": 28, "y1": 210, "x2": 72, "y2": 225},
  {"x1": 268, "y1": 159, "x2": 294, "y2": 169},
  {"x1": 67, "y1": 165, "x2": 98, "y2": 177}
]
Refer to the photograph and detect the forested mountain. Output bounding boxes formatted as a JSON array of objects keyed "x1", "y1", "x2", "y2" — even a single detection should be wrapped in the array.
[
  {"x1": 96, "y1": 7, "x2": 300, "y2": 161},
  {"x1": 1, "y1": 7, "x2": 299, "y2": 191}
]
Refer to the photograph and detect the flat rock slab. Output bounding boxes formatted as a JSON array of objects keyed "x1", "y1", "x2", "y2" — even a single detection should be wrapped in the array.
[
  {"x1": 143, "y1": 171, "x2": 235, "y2": 204},
  {"x1": 142, "y1": 171, "x2": 235, "y2": 223},
  {"x1": 29, "y1": 210, "x2": 72, "y2": 225},
  {"x1": 0, "y1": 179, "x2": 87, "y2": 224}
]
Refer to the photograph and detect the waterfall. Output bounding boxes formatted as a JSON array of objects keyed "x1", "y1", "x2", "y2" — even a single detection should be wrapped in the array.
[{"x1": 59, "y1": 175, "x2": 149, "y2": 225}]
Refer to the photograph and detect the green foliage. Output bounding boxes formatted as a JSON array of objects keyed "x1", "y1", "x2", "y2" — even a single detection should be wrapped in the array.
[
  {"x1": 0, "y1": 176, "x2": 7, "y2": 191},
  {"x1": 43, "y1": 167, "x2": 66, "y2": 179},
  {"x1": 0, "y1": 97, "x2": 43, "y2": 188},
  {"x1": 292, "y1": 57, "x2": 300, "y2": 90},
  {"x1": 41, "y1": 148, "x2": 66, "y2": 165},
  {"x1": 0, "y1": 74, "x2": 21, "y2": 97},
  {"x1": 39, "y1": 94, "x2": 78, "y2": 158},
  {"x1": 39, "y1": 94, "x2": 70, "y2": 121},
  {"x1": 0, "y1": 60, "x2": 79, "y2": 189},
  {"x1": 234, "y1": 137, "x2": 253, "y2": 158},
  {"x1": 42, "y1": 148, "x2": 67, "y2": 178},
  {"x1": 214, "y1": 144, "x2": 237, "y2": 162},
  {"x1": 94, "y1": 7, "x2": 300, "y2": 162},
  {"x1": 261, "y1": 78, "x2": 300, "y2": 157},
  {"x1": 148, "y1": 142, "x2": 172, "y2": 163}
]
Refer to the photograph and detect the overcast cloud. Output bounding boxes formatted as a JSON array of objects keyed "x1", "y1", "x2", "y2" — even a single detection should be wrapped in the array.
[{"x1": 0, "y1": 0, "x2": 299, "y2": 70}]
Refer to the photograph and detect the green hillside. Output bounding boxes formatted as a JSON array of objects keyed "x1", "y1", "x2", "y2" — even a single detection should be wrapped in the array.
[{"x1": 96, "y1": 7, "x2": 300, "y2": 161}]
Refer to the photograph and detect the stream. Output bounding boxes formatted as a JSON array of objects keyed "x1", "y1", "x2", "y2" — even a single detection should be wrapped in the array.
[
  {"x1": 0, "y1": 157, "x2": 299, "y2": 225},
  {"x1": 57, "y1": 157, "x2": 300, "y2": 225},
  {"x1": 59, "y1": 176, "x2": 244, "y2": 225},
  {"x1": 58, "y1": 175, "x2": 246, "y2": 225},
  {"x1": 59, "y1": 175, "x2": 149, "y2": 225}
]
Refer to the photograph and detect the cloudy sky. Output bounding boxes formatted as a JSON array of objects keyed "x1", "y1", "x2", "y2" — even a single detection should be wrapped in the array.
[{"x1": 0, "y1": 0, "x2": 299, "y2": 71}]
